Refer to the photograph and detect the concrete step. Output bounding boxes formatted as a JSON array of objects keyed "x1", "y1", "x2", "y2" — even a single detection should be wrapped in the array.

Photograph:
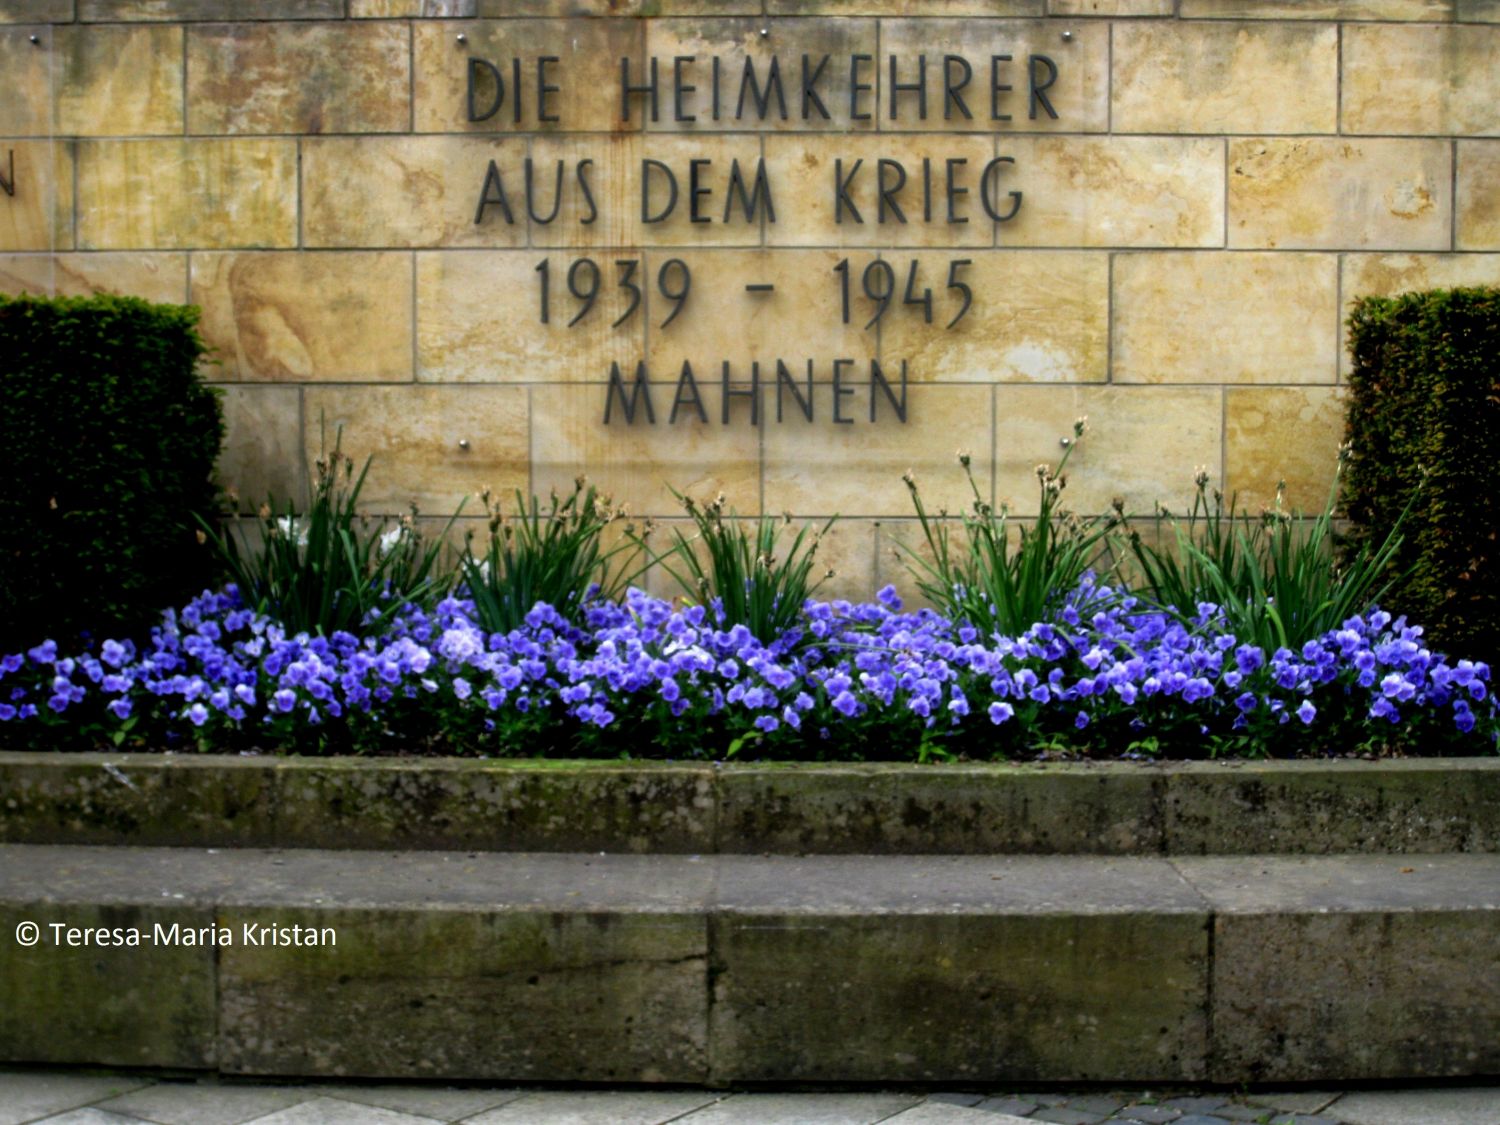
[
  {"x1": 3, "y1": 753, "x2": 1498, "y2": 855},
  {"x1": 2, "y1": 845, "x2": 1496, "y2": 1086}
]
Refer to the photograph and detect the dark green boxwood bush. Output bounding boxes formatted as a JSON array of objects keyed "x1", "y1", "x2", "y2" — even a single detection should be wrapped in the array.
[
  {"x1": 0, "y1": 294, "x2": 223, "y2": 648},
  {"x1": 1344, "y1": 286, "x2": 1500, "y2": 661}
]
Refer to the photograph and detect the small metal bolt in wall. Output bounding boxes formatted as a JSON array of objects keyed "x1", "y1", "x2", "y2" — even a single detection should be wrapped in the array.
[
  {"x1": 1059, "y1": 437, "x2": 1072, "y2": 448},
  {"x1": 29, "y1": 35, "x2": 41, "y2": 45},
  {"x1": 456, "y1": 32, "x2": 467, "y2": 44},
  {"x1": 458, "y1": 439, "x2": 471, "y2": 451},
  {"x1": 759, "y1": 27, "x2": 769, "y2": 37},
  {"x1": 1061, "y1": 30, "x2": 1073, "y2": 42}
]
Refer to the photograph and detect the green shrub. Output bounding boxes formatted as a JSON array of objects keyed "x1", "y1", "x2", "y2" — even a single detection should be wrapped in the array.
[
  {"x1": 1344, "y1": 286, "x2": 1500, "y2": 659},
  {"x1": 0, "y1": 294, "x2": 223, "y2": 648}
]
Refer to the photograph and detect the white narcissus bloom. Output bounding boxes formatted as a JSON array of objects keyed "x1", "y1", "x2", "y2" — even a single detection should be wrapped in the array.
[
  {"x1": 275, "y1": 516, "x2": 308, "y2": 548},
  {"x1": 378, "y1": 526, "x2": 408, "y2": 557}
]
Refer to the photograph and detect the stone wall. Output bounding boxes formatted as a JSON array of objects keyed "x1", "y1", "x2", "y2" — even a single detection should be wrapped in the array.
[{"x1": 1, "y1": 0, "x2": 1496, "y2": 600}]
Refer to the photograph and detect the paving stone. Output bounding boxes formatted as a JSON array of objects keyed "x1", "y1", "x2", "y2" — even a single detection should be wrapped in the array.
[
  {"x1": 1213, "y1": 1108, "x2": 1274, "y2": 1122},
  {"x1": 1172, "y1": 1117, "x2": 1233, "y2": 1125},
  {"x1": 96, "y1": 1082, "x2": 309, "y2": 1125},
  {"x1": 673, "y1": 1092, "x2": 921, "y2": 1123},
  {"x1": 316, "y1": 1086, "x2": 524, "y2": 1119},
  {"x1": 1116, "y1": 1106, "x2": 1184, "y2": 1123},
  {"x1": 1243, "y1": 1094, "x2": 1338, "y2": 1115},
  {"x1": 466, "y1": 1091, "x2": 722, "y2": 1125},
  {"x1": 236, "y1": 1098, "x2": 444, "y2": 1125},
  {"x1": 1270, "y1": 1116, "x2": 1340, "y2": 1125},
  {"x1": 30, "y1": 1111, "x2": 158, "y2": 1125},
  {"x1": 1068, "y1": 1097, "x2": 1126, "y2": 1116},
  {"x1": 1329, "y1": 1088, "x2": 1500, "y2": 1124},
  {"x1": 0, "y1": 1074, "x2": 153, "y2": 1125},
  {"x1": 1031, "y1": 1109, "x2": 1108, "y2": 1125},
  {"x1": 976, "y1": 1098, "x2": 1040, "y2": 1116},
  {"x1": 1164, "y1": 1101, "x2": 1230, "y2": 1114},
  {"x1": 930, "y1": 1094, "x2": 987, "y2": 1108},
  {"x1": 884, "y1": 1106, "x2": 1036, "y2": 1125}
]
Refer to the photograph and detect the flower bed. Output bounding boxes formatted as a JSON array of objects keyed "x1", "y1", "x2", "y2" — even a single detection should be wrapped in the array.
[{"x1": 2, "y1": 577, "x2": 1493, "y2": 761}]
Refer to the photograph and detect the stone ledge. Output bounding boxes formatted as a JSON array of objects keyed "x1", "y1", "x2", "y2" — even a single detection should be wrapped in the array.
[
  {"x1": 0, "y1": 845, "x2": 1495, "y2": 1083},
  {"x1": 1, "y1": 753, "x2": 1497, "y2": 855}
]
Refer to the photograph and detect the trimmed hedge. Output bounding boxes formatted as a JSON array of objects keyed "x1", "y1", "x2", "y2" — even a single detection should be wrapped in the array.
[
  {"x1": 1344, "y1": 286, "x2": 1500, "y2": 661},
  {"x1": 0, "y1": 294, "x2": 223, "y2": 648}
]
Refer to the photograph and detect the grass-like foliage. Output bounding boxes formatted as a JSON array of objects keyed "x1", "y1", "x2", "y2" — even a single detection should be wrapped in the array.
[
  {"x1": 900, "y1": 419, "x2": 1118, "y2": 636},
  {"x1": 649, "y1": 491, "x2": 835, "y2": 643},
  {"x1": 1122, "y1": 458, "x2": 1409, "y2": 652},
  {"x1": 201, "y1": 433, "x2": 454, "y2": 637},
  {"x1": 460, "y1": 478, "x2": 643, "y2": 634}
]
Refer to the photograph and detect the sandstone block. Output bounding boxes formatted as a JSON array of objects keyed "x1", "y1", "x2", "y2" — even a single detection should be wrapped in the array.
[
  {"x1": 0, "y1": 252, "x2": 186, "y2": 302},
  {"x1": 0, "y1": 141, "x2": 73, "y2": 253},
  {"x1": 762, "y1": 384, "x2": 993, "y2": 518},
  {"x1": 1343, "y1": 252, "x2": 1500, "y2": 304},
  {"x1": 999, "y1": 137, "x2": 1224, "y2": 248},
  {"x1": 882, "y1": 250, "x2": 1107, "y2": 384},
  {"x1": 994, "y1": 386, "x2": 1221, "y2": 517},
  {"x1": 217, "y1": 385, "x2": 304, "y2": 505},
  {"x1": 1048, "y1": 0, "x2": 1173, "y2": 13},
  {"x1": 302, "y1": 385, "x2": 529, "y2": 516},
  {"x1": 1113, "y1": 22, "x2": 1336, "y2": 136},
  {"x1": 1343, "y1": 25, "x2": 1500, "y2": 137},
  {"x1": 414, "y1": 20, "x2": 644, "y2": 134},
  {"x1": 1180, "y1": 0, "x2": 1451, "y2": 18},
  {"x1": 0, "y1": 1, "x2": 74, "y2": 21},
  {"x1": 764, "y1": 133, "x2": 1000, "y2": 249},
  {"x1": 77, "y1": 139, "x2": 296, "y2": 250},
  {"x1": 1112, "y1": 252, "x2": 1338, "y2": 385},
  {"x1": 1460, "y1": 0, "x2": 1500, "y2": 19},
  {"x1": 192, "y1": 252, "x2": 414, "y2": 383},
  {"x1": 531, "y1": 382, "x2": 761, "y2": 517},
  {"x1": 1458, "y1": 141, "x2": 1500, "y2": 250},
  {"x1": 416, "y1": 249, "x2": 647, "y2": 384},
  {"x1": 79, "y1": 0, "x2": 343, "y2": 19},
  {"x1": 642, "y1": 17, "x2": 878, "y2": 134},
  {"x1": 188, "y1": 22, "x2": 410, "y2": 136},
  {"x1": 54, "y1": 25, "x2": 183, "y2": 136},
  {"x1": 1224, "y1": 386, "x2": 1345, "y2": 513},
  {"x1": 1228, "y1": 139, "x2": 1450, "y2": 251},
  {"x1": 303, "y1": 136, "x2": 527, "y2": 249},
  {"x1": 0, "y1": 26, "x2": 53, "y2": 135},
  {"x1": 767, "y1": 0, "x2": 1044, "y2": 14},
  {"x1": 877, "y1": 19, "x2": 1107, "y2": 133}
]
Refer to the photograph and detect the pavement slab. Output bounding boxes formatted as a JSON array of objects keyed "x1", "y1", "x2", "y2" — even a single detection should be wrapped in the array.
[
  {"x1": 673, "y1": 1092, "x2": 922, "y2": 1123},
  {"x1": 463, "y1": 1091, "x2": 723, "y2": 1125},
  {"x1": 93, "y1": 1081, "x2": 308, "y2": 1125},
  {"x1": 1330, "y1": 1088, "x2": 1500, "y2": 1124},
  {"x1": 0, "y1": 1073, "x2": 152, "y2": 1125}
]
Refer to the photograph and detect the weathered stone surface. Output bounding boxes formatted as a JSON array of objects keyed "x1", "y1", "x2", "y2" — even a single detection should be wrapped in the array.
[
  {"x1": 531, "y1": 382, "x2": 760, "y2": 516},
  {"x1": 883, "y1": 251, "x2": 1108, "y2": 384},
  {"x1": 417, "y1": 249, "x2": 646, "y2": 384},
  {"x1": 1460, "y1": 0, "x2": 1500, "y2": 19},
  {"x1": 0, "y1": 252, "x2": 187, "y2": 302},
  {"x1": 1180, "y1": 0, "x2": 1451, "y2": 17},
  {"x1": 0, "y1": 755, "x2": 278, "y2": 848},
  {"x1": 1185, "y1": 854, "x2": 1500, "y2": 1082},
  {"x1": 192, "y1": 252, "x2": 414, "y2": 382},
  {"x1": 1113, "y1": 22, "x2": 1337, "y2": 136},
  {"x1": 644, "y1": 249, "x2": 875, "y2": 383},
  {"x1": 80, "y1": 0, "x2": 343, "y2": 19},
  {"x1": 641, "y1": 18, "x2": 876, "y2": 134},
  {"x1": 1457, "y1": 141, "x2": 1500, "y2": 250},
  {"x1": 1224, "y1": 386, "x2": 1344, "y2": 513},
  {"x1": 272, "y1": 759, "x2": 717, "y2": 853},
  {"x1": 0, "y1": 141, "x2": 73, "y2": 253},
  {"x1": 77, "y1": 139, "x2": 297, "y2": 250},
  {"x1": 302, "y1": 136, "x2": 527, "y2": 249},
  {"x1": 768, "y1": 0, "x2": 1043, "y2": 13},
  {"x1": 1112, "y1": 252, "x2": 1339, "y2": 385},
  {"x1": 763, "y1": 133, "x2": 999, "y2": 249},
  {"x1": 1000, "y1": 137, "x2": 1224, "y2": 248},
  {"x1": 1343, "y1": 252, "x2": 1500, "y2": 303},
  {"x1": 0, "y1": 26, "x2": 54, "y2": 135},
  {"x1": 1165, "y1": 760, "x2": 1500, "y2": 856},
  {"x1": 994, "y1": 386, "x2": 1220, "y2": 517},
  {"x1": 216, "y1": 852, "x2": 711, "y2": 1081},
  {"x1": 217, "y1": 385, "x2": 304, "y2": 504},
  {"x1": 302, "y1": 385, "x2": 528, "y2": 515},
  {"x1": 763, "y1": 384, "x2": 992, "y2": 518},
  {"x1": 717, "y1": 764, "x2": 1164, "y2": 855},
  {"x1": 1343, "y1": 25, "x2": 1500, "y2": 137},
  {"x1": 1048, "y1": 0, "x2": 1172, "y2": 13},
  {"x1": 710, "y1": 854, "x2": 1209, "y2": 1082},
  {"x1": 413, "y1": 20, "x2": 643, "y2": 134},
  {"x1": 1228, "y1": 139, "x2": 1451, "y2": 251},
  {"x1": 801, "y1": 518, "x2": 877, "y2": 603},
  {"x1": 879, "y1": 20, "x2": 1108, "y2": 133},
  {"x1": 0, "y1": 1, "x2": 74, "y2": 21},
  {"x1": 187, "y1": 22, "x2": 410, "y2": 136},
  {"x1": 0, "y1": 847, "x2": 227, "y2": 1069},
  {"x1": 53, "y1": 24, "x2": 184, "y2": 136}
]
